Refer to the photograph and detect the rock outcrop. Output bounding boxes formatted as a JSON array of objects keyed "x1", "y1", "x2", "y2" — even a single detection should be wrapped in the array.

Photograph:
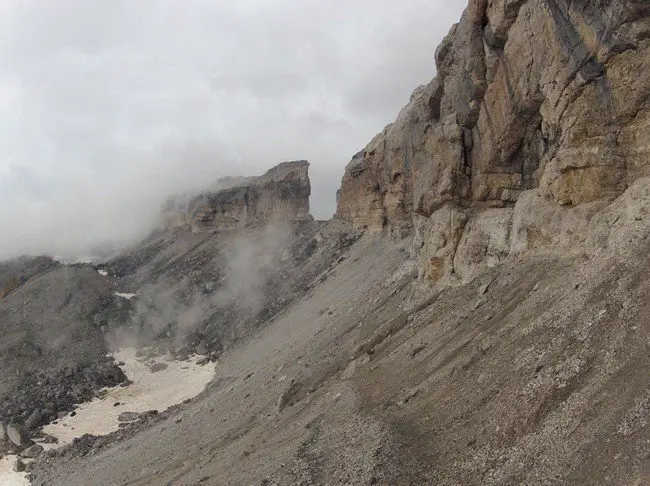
[
  {"x1": 186, "y1": 161, "x2": 311, "y2": 230},
  {"x1": 6, "y1": 423, "x2": 33, "y2": 448},
  {"x1": 0, "y1": 256, "x2": 55, "y2": 299},
  {"x1": 337, "y1": 0, "x2": 649, "y2": 286}
]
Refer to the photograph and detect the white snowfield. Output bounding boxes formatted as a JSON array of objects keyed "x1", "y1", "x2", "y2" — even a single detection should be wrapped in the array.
[
  {"x1": 44, "y1": 348, "x2": 215, "y2": 445},
  {"x1": 0, "y1": 348, "x2": 215, "y2": 485}
]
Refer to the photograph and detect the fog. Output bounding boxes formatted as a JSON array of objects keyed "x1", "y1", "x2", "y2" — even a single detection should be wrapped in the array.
[
  {"x1": 107, "y1": 224, "x2": 292, "y2": 351},
  {"x1": 0, "y1": 0, "x2": 465, "y2": 261}
]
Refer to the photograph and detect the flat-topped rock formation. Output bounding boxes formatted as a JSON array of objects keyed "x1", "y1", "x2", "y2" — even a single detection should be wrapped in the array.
[{"x1": 186, "y1": 160, "x2": 311, "y2": 231}]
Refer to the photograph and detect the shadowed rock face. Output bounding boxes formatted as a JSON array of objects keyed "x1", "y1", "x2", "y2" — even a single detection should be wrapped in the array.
[
  {"x1": 186, "y1": 161, "x2": 311, "y2": 230},
  {"x1": 336, "y1": 0, "x2": 649, "y2": 286}
]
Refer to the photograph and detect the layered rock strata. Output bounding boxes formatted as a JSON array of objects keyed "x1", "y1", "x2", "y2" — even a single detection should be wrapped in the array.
[
  {"x1": 187, "y1": 161, "x2": 311, "y2": 231},
  {"x1": 336, "y1": 0, "x2": 649, "y2": 286}
]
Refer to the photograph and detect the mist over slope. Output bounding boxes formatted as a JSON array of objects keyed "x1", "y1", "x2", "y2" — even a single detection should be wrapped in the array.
[{"x1": 0, "y1": 161, "x2": 357, "y2": 450}]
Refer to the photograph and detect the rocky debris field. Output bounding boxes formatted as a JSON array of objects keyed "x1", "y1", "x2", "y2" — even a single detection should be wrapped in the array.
[
  {"x1": 0, "y1": 361, "x2": 126, "y2": 429},
  {"x1": 0, "y1": 257, "x2": 57, "y2": 299},
  {"x1": 0, "y1": 345, "x2": 216, "y2": 484},
  {"x1": 26, "y1": 230, "x2": 650, "y2": 485},
  {"x1": 0, "y1": 360, "x2": 127, "y2": 477},
  {"x1": 0, "y1": 262, "x2": 130, "y2": 447},
  {"x1": 0, "y1": 205, "x2": 355, "y2": 454}
]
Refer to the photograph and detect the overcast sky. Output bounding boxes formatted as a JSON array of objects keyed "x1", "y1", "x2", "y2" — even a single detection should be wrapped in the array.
[{"x1": 0, "y1": 0, "x2": 465, "y2": 261}]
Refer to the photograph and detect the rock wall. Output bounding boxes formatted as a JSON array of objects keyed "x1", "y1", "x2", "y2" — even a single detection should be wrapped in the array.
[
  {"x1": 184, "y1": 161, "x2": 311, "y2": 230},
  {"x1": 336, "y1": 0, "x2": 649, "y2": 286}
]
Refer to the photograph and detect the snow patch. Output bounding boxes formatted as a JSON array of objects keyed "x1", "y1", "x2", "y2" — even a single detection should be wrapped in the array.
[
  {"x1": 114, "y1": 292, "x2": 136, "y2": 300},
  {"x1": 1, "y1": 348, "x2": 214, "y2": 485},
  {"x1": 98, "y1": 270, "x2": 108, "y2": 277},
  {"x1": 0, "y1": 455, "x2": 29, "y2": 486},
  {"x1": 42, "y1": 348, "x2": 214, "y2": 446}
]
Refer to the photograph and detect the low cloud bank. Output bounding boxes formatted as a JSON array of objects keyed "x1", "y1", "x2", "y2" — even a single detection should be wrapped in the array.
[{"x1": 0, "y1": 0, "x2": 465, "y2": 261}]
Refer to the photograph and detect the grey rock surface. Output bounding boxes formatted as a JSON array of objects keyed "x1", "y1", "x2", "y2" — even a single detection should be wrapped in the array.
[
  {"x1": 184, "y1": 161, "x2": 312, "y2": 231},
  {"x1": 149, "y1": 362, "x2": 168, "y2": 373},
  {"x1": 0, "y1": 262, "x2": 128, "y2": 429},
  {"x1": 6, "y1": 423, "x2": 33, "y2": 448},
  {"x1": 20, "y1": 444, "x2": 44, "y2": 459},
  {"x1": 117, "y1": 412, "x2": 142, "y2": 422},
  {"x1": 12, "y1": 456, "x2": 25, "y2": 472}
]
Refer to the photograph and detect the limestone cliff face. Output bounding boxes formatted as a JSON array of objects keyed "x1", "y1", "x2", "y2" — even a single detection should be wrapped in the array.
[
  {"x1": 185, "y1": 161, "x2": 311, "y2": 230},
  {"x1": 337, "y1": 0, "x2": 649, "y2": 286}
]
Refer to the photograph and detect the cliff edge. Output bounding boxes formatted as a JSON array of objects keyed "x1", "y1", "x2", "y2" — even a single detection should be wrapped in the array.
[
  {"x1": 337, "y1": 0, "x2": 649, "y2": 285},
  {"x1": 184, "y1": 160, "x2": 312, "y2": 231}
]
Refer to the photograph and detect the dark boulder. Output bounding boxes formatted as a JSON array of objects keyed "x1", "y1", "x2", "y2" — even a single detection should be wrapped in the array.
[
  {"x1": 24, "y1": 409, "x2": 42, "y2": 429},
  {"x1": 12, "y1": 456, "x2": 25, "y2": 472}
]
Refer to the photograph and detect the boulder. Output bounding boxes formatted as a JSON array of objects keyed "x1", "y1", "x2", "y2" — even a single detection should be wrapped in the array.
[
  {"x1": 24, "y1": 409, "x2": 42, "y2": 429},
  {"x1": 150, "y1": 362, "x2": 168, "y2": 373},
  {"x1": 20, "y1": 444, "x2": 44, "y2": 458},
  {"x1": 6, "y1": 423, "x2": 33, "y2": 448},
  {"x1": 276, "y1": 379, "x2": 304, "y2": 413},
  {"x1": 117, "y1": 411, "x2": 142, "y2": 422},
  {"x1": 0, "y1": 421, "x2": 7, "y2": 442},
  {"x1": 41, "y1": 434, "x2": 59, "y2": 444},
  {"x1": 12, "y1": 457, "x2": 25, "y2": 473}
]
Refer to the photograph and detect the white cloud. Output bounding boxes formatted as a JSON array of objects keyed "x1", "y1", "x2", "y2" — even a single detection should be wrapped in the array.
[{"x1": 0, "y1": 0, "x2": 465, "y2": 260}]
